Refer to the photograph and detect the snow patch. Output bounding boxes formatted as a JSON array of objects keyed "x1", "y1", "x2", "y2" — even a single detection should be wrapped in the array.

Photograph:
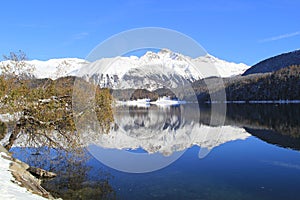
[{"x1": 0, "y1": 152, "x2": 46, "y2": 200}]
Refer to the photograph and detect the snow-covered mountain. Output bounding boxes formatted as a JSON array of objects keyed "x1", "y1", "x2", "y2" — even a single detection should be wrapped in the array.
[
  {"x1": 0, "y1": 58, "x2": 88, "y2": 80},
  {"x1": 79, "y1": 49, "x2": 249, "y2": 90},
  {"x1": 0, "y1": 49, "x2": 249, "y2": 90}
]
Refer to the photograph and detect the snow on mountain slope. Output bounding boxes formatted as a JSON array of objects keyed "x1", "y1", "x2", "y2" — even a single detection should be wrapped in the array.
[
  {"x1": 30, "y1": 58, "x2": 88, "y2": 79},
  {"x1": 0, "y1": 58, "x2": 88, "y2": 79},
  {"x1": 79, "y1": 49, "x2": 249, "y2": 90},
  {"x1": 194, "y1": 54, "x2": 249, "y2": 77},
  {"x1": 0, "y1": 50, "x2": 249, "y2": 89}
]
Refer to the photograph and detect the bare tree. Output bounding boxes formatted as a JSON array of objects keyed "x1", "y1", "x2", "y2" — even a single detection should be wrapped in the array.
[{"x1": 1, "y1": 50, "x2": 35, "y2": 79}]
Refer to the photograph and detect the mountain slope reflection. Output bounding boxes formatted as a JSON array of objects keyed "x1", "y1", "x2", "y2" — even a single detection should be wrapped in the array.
[
  {"x1": 224, "y1": 104, "x2": 300, "y2": 151},
  {"x1": 91, "y1": 104, "x2": 250, "y2": 156}
]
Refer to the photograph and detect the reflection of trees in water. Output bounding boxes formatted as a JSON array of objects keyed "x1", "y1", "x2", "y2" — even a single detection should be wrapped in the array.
[
  {"x1": 225, "y1": 104, "x2": 300, "y2": 138},
  {"x1": 180, "y1": 103, "x2": 300, "y2": 151},
  {"x1": 192, "y1": 103, "x2": 300, "y2": 138},
  {"x1": 12, "y1": 147, "x2": 116, "y2": 200}
]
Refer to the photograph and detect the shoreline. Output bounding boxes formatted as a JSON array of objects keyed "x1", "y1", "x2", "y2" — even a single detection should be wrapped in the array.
[{"x1": 0, "y1": 145, "x2": 54, "y2": 200}]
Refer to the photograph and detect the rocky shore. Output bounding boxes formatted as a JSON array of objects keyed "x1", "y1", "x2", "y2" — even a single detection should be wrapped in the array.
[{"x1": 0, "y1": 145, "x2": 56, "y2": 199}]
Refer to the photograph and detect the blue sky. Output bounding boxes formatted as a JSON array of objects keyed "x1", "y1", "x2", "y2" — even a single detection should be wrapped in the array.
[{"x1": 0, "y1": 0, "x2": 299, "y2": 65}]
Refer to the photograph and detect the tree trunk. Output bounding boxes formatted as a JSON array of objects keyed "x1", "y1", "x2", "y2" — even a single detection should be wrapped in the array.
[{"x1": 4, "y1": 119, "x2": 24, "y2": 151}]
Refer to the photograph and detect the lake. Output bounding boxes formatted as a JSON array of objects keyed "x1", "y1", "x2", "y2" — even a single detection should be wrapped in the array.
[{"x1": 11, "y1": 103, "x2": 300, "y2": 200}]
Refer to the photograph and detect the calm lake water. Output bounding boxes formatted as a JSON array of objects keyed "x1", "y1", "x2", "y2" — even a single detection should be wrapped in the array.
[{"x1": 11, "y1": 104, "x2": 300, "y2": 200}]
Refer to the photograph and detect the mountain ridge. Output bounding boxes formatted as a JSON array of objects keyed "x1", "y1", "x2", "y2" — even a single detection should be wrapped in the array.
[
  {"x1": 0, "y1": 50, "x2": 249, "y2": 91},
  {"x1": 78, "y1": 49, "x2": 249, "y2": 90},
  {"x1": 243, "y1": 49, "x2": 300, "y2": 75}
]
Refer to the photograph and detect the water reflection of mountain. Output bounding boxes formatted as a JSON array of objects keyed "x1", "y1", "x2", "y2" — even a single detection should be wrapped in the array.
[
  {"x1": 244, "y1": 127, "x2": 300, "y2": 151},
  {"x1": 93, "y1": 104, "x2": 250, "y2": 156},
  {"x1": 218, "y1": 104, "x2": 300, "y2": 151},
  {"x1": 10, "y1": 103, "x2": 300, "y2": 155},
  {"x1": 94, "y1": 103, "x2": 300, "y2": 155},
  {"x1": 225, "y1": 104, "x2": 300, "y2": 138}
]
